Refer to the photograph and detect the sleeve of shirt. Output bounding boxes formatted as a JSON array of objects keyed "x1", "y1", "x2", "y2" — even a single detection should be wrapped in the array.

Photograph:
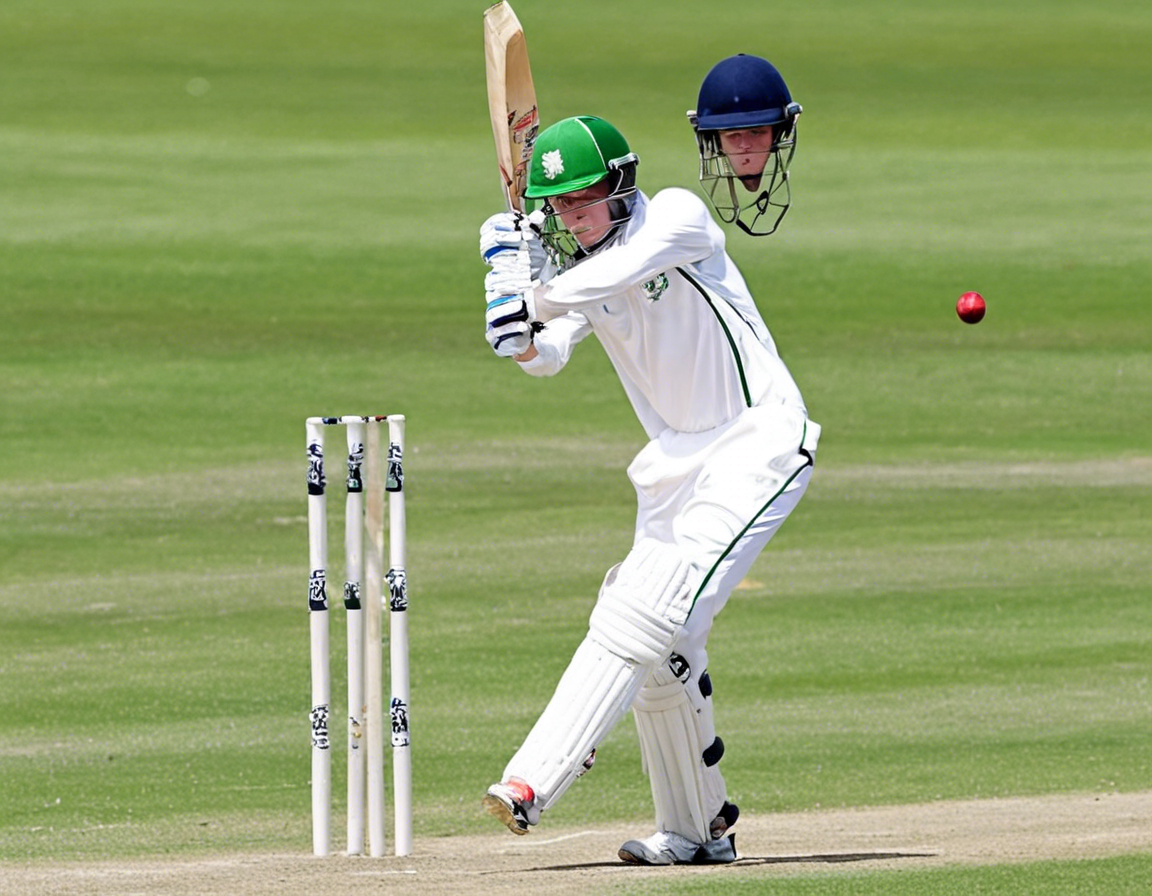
[
  {"x1": 533, "y1": 189, "x2": 724, "y2": 322},
  {"x1": 517, "y1": 311, "x2": 593, "y2": 377}
]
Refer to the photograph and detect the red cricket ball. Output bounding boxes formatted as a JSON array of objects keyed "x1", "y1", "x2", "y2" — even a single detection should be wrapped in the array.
[{"x1": 956, "y1": 291, "x2": 986, "y2": 324}]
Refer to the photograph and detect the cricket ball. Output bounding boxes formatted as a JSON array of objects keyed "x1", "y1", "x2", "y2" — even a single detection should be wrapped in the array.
[{"x1": 956, "y1": 291, "x2": 986, "y2": 324}]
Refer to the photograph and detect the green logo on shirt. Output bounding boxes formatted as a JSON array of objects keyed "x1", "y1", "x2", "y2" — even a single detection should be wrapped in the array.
[{"x1": 643, "y1": 273, "x2": 669, "y2": 302}]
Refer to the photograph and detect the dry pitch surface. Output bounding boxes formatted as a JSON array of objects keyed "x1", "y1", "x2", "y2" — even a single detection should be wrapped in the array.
[{"x1": 4, "y1": 791, "x2": 1150, "y2": 895}]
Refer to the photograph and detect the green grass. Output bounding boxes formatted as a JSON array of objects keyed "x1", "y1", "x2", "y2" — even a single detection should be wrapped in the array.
[{"x1": 1, "y1": 1, "x2": 1150, "y2": 893}]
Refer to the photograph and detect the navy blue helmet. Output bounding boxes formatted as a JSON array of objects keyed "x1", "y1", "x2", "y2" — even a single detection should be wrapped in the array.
[{"x1": 689, "y1": 54, "x2": 802, "y2": 236}]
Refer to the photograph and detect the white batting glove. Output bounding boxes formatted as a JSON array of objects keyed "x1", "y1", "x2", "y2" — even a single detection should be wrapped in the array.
[
  {"x1": 520, "y1": 209, "x2": 548, "y2": 276},
  {"x1": 480, "y1": 212, "x2": 520, "y2": 260},
  {"x1": 484, "y1": 263, "x2": 533, "y2": 298},
  {"x1": 485, "y1": 289, "x2": 537, "y2": 358},
  {"x1": 479, "y1": 211, "x2": 547, "y2": 277}
]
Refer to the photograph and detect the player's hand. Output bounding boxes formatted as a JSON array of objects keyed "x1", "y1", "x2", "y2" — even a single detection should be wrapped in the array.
[
  {"x1": 484, "y1": 261, "x2": 533, "y2": 299},
  {"x1": 482, "y1": 231, "x2": 536, "y2": 306},
  {"x1": 485, "y1": 290, "x2": 536, "y2": 358},
  {"x1": 479, "y1": 212, "x2": 521, "y2": 261},
  {"x1": 479, "y1": 211, "x2": 547, "y2": 277}
]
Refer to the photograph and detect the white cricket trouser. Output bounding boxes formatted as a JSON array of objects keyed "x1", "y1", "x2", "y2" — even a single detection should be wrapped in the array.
[
  {"x1": 628, "y1": 402, "x2": 817, "y2": 839},
  {"x1": 630, "y1": 404, "x2": 816, "y2": 627},
  {"x1": 502, "y1": 403, "x2": 818, "y2": 830}
]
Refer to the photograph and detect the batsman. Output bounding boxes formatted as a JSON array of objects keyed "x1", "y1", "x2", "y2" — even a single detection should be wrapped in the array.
[{"x1": 479, "y1": 62, "x2": 816, "y2": 866}]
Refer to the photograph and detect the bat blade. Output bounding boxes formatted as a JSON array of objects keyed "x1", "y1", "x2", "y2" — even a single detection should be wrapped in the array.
[{"x1": 483, "y1": 1, "x2": 538, "y2": 213}]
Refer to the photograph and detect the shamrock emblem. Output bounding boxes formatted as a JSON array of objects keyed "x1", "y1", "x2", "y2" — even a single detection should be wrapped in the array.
[{"x1": 542, "y1": 149, "x2": 564, "y2": 180}]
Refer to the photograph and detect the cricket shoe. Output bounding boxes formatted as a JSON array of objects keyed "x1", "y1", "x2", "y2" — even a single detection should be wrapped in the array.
[
  {"x1": 482, "y1": 777, "x2": 540, "y2": 835},
  {"x1": 618, "y1": 831, "x2": 737, "y2": 865}
]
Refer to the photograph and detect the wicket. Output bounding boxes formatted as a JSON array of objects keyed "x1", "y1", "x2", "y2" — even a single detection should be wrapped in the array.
[{"x1": 306, "y1": 415, "x2": 411, "y2": 857}]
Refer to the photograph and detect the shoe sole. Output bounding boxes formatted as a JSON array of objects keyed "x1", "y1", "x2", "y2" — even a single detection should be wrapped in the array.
[
  {"x1": 482, "y1": 793, "x2": 529, "y2": 835},
  {"x1": 618, "y1": 847, "x2": 668, "y2": 865}
]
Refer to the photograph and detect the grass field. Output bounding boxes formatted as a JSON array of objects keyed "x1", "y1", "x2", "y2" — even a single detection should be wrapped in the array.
[{"x1": 1, "y1": 0, "x2": 1150, "y2": 891}]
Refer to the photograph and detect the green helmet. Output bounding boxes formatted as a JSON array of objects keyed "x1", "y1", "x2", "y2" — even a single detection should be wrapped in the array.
[
  {"x1": 525, "y1": 116, "x2": 639, "y2": 198},
  {"x1": 525, "y1": 116, "x2": 640, "y2": 265}
]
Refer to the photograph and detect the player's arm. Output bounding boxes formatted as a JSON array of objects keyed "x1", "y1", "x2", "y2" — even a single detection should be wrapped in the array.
[
  {"x1": 515, "y1": 312, "x2": 592, "y2": 375},
  {"x1": 534, "y1": 189, "x2": 722, "y2": 321}
]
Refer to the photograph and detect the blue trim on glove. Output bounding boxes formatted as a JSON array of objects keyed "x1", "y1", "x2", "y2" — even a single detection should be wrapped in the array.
[
  {"x1": 483, "y1": 245, "x2": 516, "y2": 262},
  {"x1": 486, "y1": 295, "x2": 520, "y2": 311}
]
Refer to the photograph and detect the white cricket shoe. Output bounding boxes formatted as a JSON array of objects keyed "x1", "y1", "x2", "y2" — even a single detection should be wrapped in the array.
[
  {"x1": 482, "y1": 777, "x2": 540, "y2": 835},
  {"x1": 618, "y1": 830, "x2": 737, "y2": 865}
]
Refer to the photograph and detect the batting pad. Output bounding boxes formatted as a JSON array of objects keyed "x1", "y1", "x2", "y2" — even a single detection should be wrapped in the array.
[
  {"x1": 503, "y1": 636, "x2": 645, "y2": 811},
  {"x1": 503, "y1": 539, "x2": 699, "y2": 813},
  {"x1": 633, "y1": 664, "x2": 725, "y2": 843},
  {"x1": 588, "y1": 538, "x2": 697, "y2": 665}
]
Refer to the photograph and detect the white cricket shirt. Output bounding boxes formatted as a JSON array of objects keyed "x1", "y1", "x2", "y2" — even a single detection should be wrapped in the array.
[{"x1": 521, "y1": 188, "x2": 806, "y2": 438}]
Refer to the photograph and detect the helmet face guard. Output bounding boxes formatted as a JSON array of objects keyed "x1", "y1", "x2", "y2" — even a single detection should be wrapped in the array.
[
  {"x1": 692, "y1": 111, "x2": 800, "y2": 236},
  {"x1": 689, "y1": 54, "x2": 802, "y2": 236},
  {"x1": 526, "y1": 116, "x2": 639, "y2": 267},
  {"x1": 539, "y1": 179, "x2": 638, "y2": 268}
]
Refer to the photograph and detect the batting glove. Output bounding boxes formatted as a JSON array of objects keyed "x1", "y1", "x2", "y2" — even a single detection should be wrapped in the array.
[
  {"x1": 484, "y1": 263, "x2": 533, "y2": 298},
  {"x1": 480, "y1": 212, "x2": 520, "y2": 260},
  {"x1": 479, "y1": 211, "x2": 547, "y2": 277},
  {"x1": 485, "y1": 290, "x2": 536, "y2": 358}
]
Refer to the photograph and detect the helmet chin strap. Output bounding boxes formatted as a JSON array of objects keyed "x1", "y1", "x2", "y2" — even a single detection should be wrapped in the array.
[
  {"x1": 735, "y1": 193, "x2": 788, "y2": 236},
  {"x1": 574, "y1": 195, "x2": 633, "y2": 257},
  {"x1": 572, "y1": 228, "x2": 617, "y2": 261}
]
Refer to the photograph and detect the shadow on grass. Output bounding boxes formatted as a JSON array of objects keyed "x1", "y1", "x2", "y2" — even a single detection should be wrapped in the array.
[
  {"x1": 738, "y1": 851, "x2": 936, "y2": 865},
  {"x1": 524, "y1": 851, "x2": 936, "y2": 871}
]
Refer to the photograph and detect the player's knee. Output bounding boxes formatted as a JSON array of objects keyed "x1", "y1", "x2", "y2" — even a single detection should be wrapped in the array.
[{"x1": 588, "y1": 539, "x2": 699, "y2": 666}]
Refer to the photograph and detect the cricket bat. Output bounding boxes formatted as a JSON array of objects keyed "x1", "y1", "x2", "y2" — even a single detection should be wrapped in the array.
[{"x1": 483, "y1": 1, "x2": 538, "y2": 213}]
